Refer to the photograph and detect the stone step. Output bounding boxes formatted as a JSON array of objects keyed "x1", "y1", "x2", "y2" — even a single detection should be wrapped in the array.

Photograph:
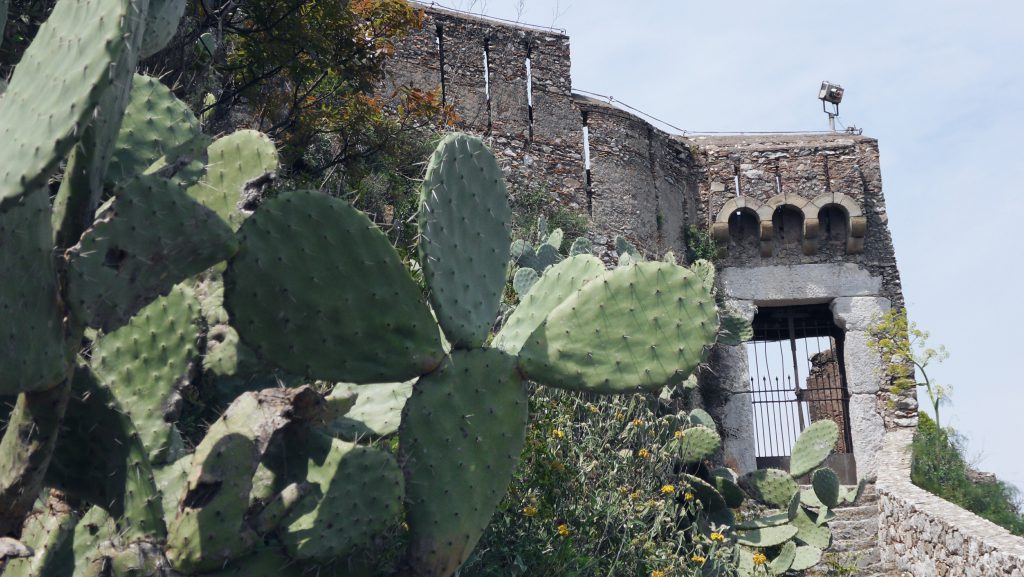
[
  {"x1": 830, "y1": 516, "x2": 880, "y2": 542},
  {"x1": 830, "y1": 503, "x2": 880, "y2": 521}
]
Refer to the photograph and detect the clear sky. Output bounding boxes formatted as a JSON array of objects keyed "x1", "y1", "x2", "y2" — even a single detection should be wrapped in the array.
[{"x1": 438, "y1": 0, "x2": 1024, "y2": 492}]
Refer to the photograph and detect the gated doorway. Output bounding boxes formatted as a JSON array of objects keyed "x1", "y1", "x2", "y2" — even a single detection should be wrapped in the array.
[{"x1": 745, "y1": 304, "x2": 857, "y2": 483}]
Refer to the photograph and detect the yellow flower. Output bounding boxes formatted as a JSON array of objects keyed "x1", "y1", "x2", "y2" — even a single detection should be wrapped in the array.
[
  {"x1": 614, "y1": 411, "x2": 626, "y2": 421},
  {"x1": 637, "y1": 448, "x2": 651, "y2": 459},
  {"x1": 674, "y1": 430, "x2": 686, "y2": 440},
  {"x1": 522, "y1": 505, "x2": 538, "y2": 517},
  {"x1": 683, "y1": 492, "x2": 694, "y2": 501},
  {"x1": 660, "y1": 484, "x2": 675, "y2": 495},
  {"x1": 551, "y1": 429, "x2": 565, "y2": 439},
  {"x1": 587, "y1": 403, "x2": 599, "y2": 413},
  {"x1": 651, "y1": 571, "x2": 666, "y2": 577},
  {"x1": 709, "y1": 531, "x2": 725, "y2": 542},
  {"x1": 630, "y1": 490, "x2": 642, "y2": 500},
  {"x1": 618, "y1": 486, "x2": 630, "y2": 494},
  {"x1": 557, "y1": 523, "x2": 570, "y2": 537},
  {"x1": 631, "y1": 418, "x2": 644, "y2": 427},
  {"x1": 753, "y1": 552, "x2": 768, "y2": 566},
  {"x1": 691, "y1": 555, "x2": 706, "y2": 565},
  {"x1": 551, "y1": 460, "x2": 565, "y2": 471}
]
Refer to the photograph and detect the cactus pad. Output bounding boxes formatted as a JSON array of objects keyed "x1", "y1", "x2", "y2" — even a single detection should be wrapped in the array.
[
  {"x1": 91, "y1": 284, "x2": 198, "y2": 464},
  {"x1": 141, "y1": 0, "x2": 187, "y2": 58},
  {"x1": 280, "y1": 436, "x2": 403, "y2": 561},
  {"x1": 106, "y1": 74, "x2": 204, "y2": 185},
  {"x1": 688, "y1": 408, "x2": 717, "y2": 429},
  {"x1": 0, "y1": 0, "x2": 128, "y2": 208},
  {"x1": 790, "y1": 506, "x2": 831, "y2": 549},
  {"x1": 545, "y1": 228, "x2": 564, "y2": 249},
  {"x1": 718, "y1": 308, "x2": 753, "y2": 346},
  {"x1": 789, "y1": 420, "x2": 839, "y2": 478},
  {"x1": 535, "y1": 243, "x2": 562, "y2": 271},
  {"x1": 3, "y1": 503, "x2": 76, "y2": 577},
  {"x1": 569, "y1": 237, "x2": 592, "y2": 256},
  {"x1": 66, "y1": 175, "x2": 238, "y2": 331},
  {"x1": 510, "y1": 239, "x2": 538, "y2": 269},
  {"x1": 400, "y1": 349, "x2": 528, "y2": 577},
  {"x1": 734, "y1": 524, "x2": 798, "y2": 547},
  {"x1": 328, "y1": 381, "x2": 415, "y2": 441},
  {"x1": 811, "y1": 468, "x2": 840, "y2": 508},
  {"x1": 790, "y1": 545, "x2": 823, "y2": 571},
  {"x1": 682, "y1": 473, "x2": 734, "y2": 526},
  {"x1": 518, "y1": 262, "x2": 717, "y2": 393},
  {"x1": 739, "y1": 469, "x2": 799, "y2": 508},
  {"x1": 690, "y1": 259, "x2": 716, "y2": 292},
  {"x1": 769, "y1": 541, "x2": 797, "y2": 576},
  {"x1": 736, "y1": 511, "x2": 791, "y2": 530},
  {"x1": 0, "y1": 189, "x2": 66, "y2": 394},
  {"x1": 711, "y1": 468, "x2": 745, "y2": 509},
  {"x1": 225, "y1": 190, "x2": 444, "y2": 383},
  {"x1": 494, "y1": 254, "x2": 605, "y2": 355},
  {"x1": 166, "y1": 386, "x2": 323, "y2": 573},
  {"x1": 188, "y1": 130, "x2": 279, "y2": 230},
  {"x1": 419, "y1": 133, "x2": 512, "y2": 348},
  {"x1": 512, "y1": 266, "x2": 539, "y2": 297},
  {"x1": 671, "y1": 425, "x2": 721, "y2": 464}
]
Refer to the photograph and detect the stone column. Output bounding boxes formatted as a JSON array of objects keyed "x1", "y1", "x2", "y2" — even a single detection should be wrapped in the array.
[
  {"x1": 831, "y1": 296, "x2": 890, "y2": 480},
  {"x1": 707, "y1": 300, "x2": 758, "y2": 474}
]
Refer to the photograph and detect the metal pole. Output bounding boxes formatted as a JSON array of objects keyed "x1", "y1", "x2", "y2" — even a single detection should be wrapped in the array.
[{"x1": 788, "y1": 315, "x2": 806, "y2": 431}]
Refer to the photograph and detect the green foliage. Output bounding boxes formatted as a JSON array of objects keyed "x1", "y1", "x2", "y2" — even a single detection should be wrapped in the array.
[
  {"x1": 868, "y1": 307, "x2": 951, "y2": 427},
  {"x1": 912, "y1": 413, "x2": 1024, "y2": 535},
  {"x1": 686, "y1": 224, "x2": 719, "y2": 263},
  {"x1": 509, "y1": 184, "x2": 590, "y2": 244}
]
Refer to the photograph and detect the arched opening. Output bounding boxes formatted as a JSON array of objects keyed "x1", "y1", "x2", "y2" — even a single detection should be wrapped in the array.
[
  {"x1": 772, "y1": 205, "x2": 804, "y2": 245},
  {"x1": 818, "y1": 204, "x2": 849, "y2": 245},
  {"x1": 728, "y1": 207, "x2": 759, "y2": 248}
]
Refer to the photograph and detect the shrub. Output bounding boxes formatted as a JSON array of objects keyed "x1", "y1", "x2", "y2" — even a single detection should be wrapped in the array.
[{"x1": 912, "y1": 413, "x2": 1024, "y2": 535}]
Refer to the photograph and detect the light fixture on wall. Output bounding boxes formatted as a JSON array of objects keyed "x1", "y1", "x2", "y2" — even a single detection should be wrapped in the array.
[{"x1": 818, "y1": 81, "x2": 844, "y2": 132}]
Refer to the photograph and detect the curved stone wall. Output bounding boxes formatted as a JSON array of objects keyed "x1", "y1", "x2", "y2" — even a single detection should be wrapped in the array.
[{"x1": 877, "y1": 430, "x2": 1024, "y2": 577}]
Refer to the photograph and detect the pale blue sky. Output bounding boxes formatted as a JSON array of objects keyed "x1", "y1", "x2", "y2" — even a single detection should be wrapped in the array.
[{"x1": 442, "y1": 0, "x2": 1024, "y2": 491}]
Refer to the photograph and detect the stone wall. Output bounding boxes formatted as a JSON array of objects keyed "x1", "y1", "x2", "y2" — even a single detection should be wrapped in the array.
[{"x1": 877, "y1": 430, "x2": 1024, "y2": 576}]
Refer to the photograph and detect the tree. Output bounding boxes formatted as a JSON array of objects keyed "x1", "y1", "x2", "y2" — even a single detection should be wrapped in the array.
[{"x1": 868, "y1": 307, "x2": 951, "y2": 427}]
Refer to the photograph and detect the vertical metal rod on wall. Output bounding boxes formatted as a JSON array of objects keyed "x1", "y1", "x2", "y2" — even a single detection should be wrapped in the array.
[{"x1": 788, "y1": 315, "x2": 806, "y2": 432}]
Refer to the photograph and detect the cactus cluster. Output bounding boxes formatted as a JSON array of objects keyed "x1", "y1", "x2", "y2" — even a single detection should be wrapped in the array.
[{"x1": 0, "y1": 1, "x2": 858, "y2": 575}]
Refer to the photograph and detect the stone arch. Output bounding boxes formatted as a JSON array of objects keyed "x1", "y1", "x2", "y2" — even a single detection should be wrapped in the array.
[
  {"x1": 810, "y1": 193, "x2": 866, "y2": 254},
  {"x1": 712, "y1": 197, "x2": 772, "y2": 257},
  {"x1": 764, "y1": 194, "x2": 817, "y2": 255}
]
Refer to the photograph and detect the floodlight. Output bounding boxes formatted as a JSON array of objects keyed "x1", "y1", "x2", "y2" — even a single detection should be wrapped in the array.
[{"x1": 818, "y1": 81, "x2": 844, "y2": 105}]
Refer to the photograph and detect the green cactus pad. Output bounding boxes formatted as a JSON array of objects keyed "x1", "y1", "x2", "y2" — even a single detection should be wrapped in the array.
[
  {"x1": 736, "y1": 511, "x2": 790, "y2": 530},
  {"x1": 710, "y1": 468, "x2": 745, "y2": 509},
  {"x1": 811, "y1": 468, "x2": 840, "y2": 508},
  {"x1": 545, "y1": 228, "x2": 564, "y2": 250},
  {"x1": 91, "y1": 284, "x2": 198, "y2": 464},
  {"x1": 769, "y1": 541, "x2": 797, "y2": 576},
  {"x1": 815, "y1": 506, "x2": 836, "y2": 526},
  {"x1": 198, "y1": 546, "x2": 305, "y2": 577},
  {"x1": 3, "y1": 504, "x2": 76, "y2": 577},
  {"x1": 154, "y1": 455, "x2": 191, "y2": 529},
  {"x1": 671, "y1": 425, "x2": 721, "y2": 464},
  {"x1": 791, "y1": 506, "x2": 831, "y2": 549},
  {"x1": 690, "y1": 259, "x2": 716, "y2": 292},
  {"x1": 328, "y1": 381, "x2": 415, "y2": 441},
  {"x1": 510, "y1": 239, "x2": 538, "y2": 269},
  {"x1": 66, "y1": 174, "x2": 238, "y2": 331},
  {"x1": 280, "y1": 436, "x2": 403, "y2": 561},
  {"x1": 166, "y1": 387, "x2": 323, "y2": 573},
  {"x1": 493, "y1": 255, "x2": 605, "y2": 355},
  {"x1": 72, "y1": 507, "x2": 116, "y2": 577},
  {"x1": 141, "y1": 0, "x2": 186, "y2": 58},
  {"x1": 688, "y1": 408, "x2": 717, "y2": 429},
  {"x1": 106, "y1": 74, "x2": 205, "y2": 186},
  {"x1": 615, "y1": 235, "x2": 640, "y2": 259},
  {"x1": 512, "y1": 266, "x2": 539, "y2": 297},
  {"x1": 789, "y1": 420, "x2": 839, "y2": 478},
  {"x1": 800, "y1": 487, "x2": 824, "y2": 508},
  {"x1": 519, "y1": 262, "x2": 717, "y2": 394},
  {"x1": 0, "y1": 0, "x2": 128, "y2": 208},
  {"x1": 790, "y1": 545, "x2": 823, "y2": 571},
  {"x1": 48, "y1": 365, "x2": 166, "y2": 542},
  {"x1": 735, "y1": 523, "x2": 798, "y2": 547},
  {"x1": 739, "y1": 469, "x2": 799, "y2": 508},
  {"x1": 0, "y1": 189, "x2": 66, "y2": 394},
  {"x1": 419, "y1": 133, "x2": 512, "y2": 349},
  {"x1": 400, "y1": 349, "x2": 528, "y2": 577},
  {"x1": 225, "y1": 190, "x2": 443, "y2": 383},
  {"x1": 682, "y1": 473, "x2": 734, "y2": 526},
  {"x1": 718, "y1": 308, "x2": 753, "y2": 346},
  {"x1": 569, "y1": 237, "x2": 592, "y2": 256},
  {"x1": 187, "y1": 130, "x2": 279, "y2": 230},
  {"x1": 535, "y1": 243, "x2": 562, "y2": 271}
]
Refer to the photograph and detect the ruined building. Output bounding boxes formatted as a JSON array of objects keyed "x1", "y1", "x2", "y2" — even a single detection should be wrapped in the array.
[{"x1": 385, "y1": 5, "x2": 1024, "y2": 576}]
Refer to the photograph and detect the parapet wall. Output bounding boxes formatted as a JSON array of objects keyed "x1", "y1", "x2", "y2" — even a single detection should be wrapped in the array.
[{"x1": 877, "y1": 430, "x2": 1024, "y2": 576}]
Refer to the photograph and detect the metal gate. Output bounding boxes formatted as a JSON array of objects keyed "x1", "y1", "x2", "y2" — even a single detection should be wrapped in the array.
[{"x1": 745, "y1": 304, "x2": 856, "y2": 482}]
